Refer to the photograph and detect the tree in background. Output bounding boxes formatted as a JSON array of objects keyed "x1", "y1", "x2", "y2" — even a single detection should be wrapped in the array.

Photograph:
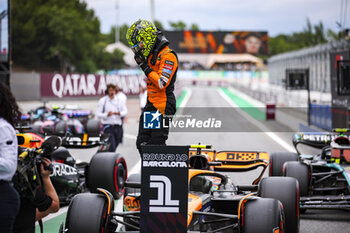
[
  {"x1": 269, "y1": 18, "x2": 340, "y2": 56},
  {"x1": 104, "y1": 24, "x2": 129, "y2": 46},
  {"x1": 94, "y1": 42, "x2": 124, "y2": 70},
  {"x1": 154, "y1": 20, "x2": 164, "y2": 30},
  {"x1": 190, "y1": 23, "x2": 199, "y2": 31},
  {"x1": 169, "y1": 21, "x2": 187, "y2": 30},
  {"x1": 12, "y1": 0, "x2": 125, "y2": 73}
]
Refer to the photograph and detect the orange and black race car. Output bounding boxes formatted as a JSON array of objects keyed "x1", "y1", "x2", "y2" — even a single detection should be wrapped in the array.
[{"x1": 60, "y1": 145, "x2": 300, "y2": 233}]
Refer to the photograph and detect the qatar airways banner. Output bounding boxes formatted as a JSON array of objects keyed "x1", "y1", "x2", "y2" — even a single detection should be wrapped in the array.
[{"x1": 40, "y1": 73, "x2": 146, "y2": 98}]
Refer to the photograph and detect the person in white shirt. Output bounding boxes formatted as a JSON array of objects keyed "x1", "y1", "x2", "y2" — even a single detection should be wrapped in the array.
[
  {"x1": 115, "y1": 85, "x2": 127, "y2": 144},
  {"x1": 139, "y1": 85, "x2": 147, "y2": 111},
  {"x1": 96, "y1": 84, "x2": 128, "y2": 152},
  {"x1": 0, "y1": 82, "x2": 21, "y2": 233},
  {"x1": 116, "y1": 85, "x2": 127, "y2": 105}
]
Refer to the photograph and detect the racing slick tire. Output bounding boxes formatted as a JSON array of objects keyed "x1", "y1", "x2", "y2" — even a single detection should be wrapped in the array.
[
  {"x1": 65, "y1": 193, "x2": 107, "y2": 233},
  {"x1": 269, "y1": 152, "x2": 298, "y2": 176},
  {"x1": 284, "y1": 161, "x2": 309, "y2": 196},
  {"x1": 241, "y1": 198, "x2": 284, "y2": 233},
  {"x1": 259, "y1": 177, "x2": 299, "y2": 233},
  {"x1": 86, "y1": 119, "x2": 102, "y2": 134},
  {"x1": 87, "y1": 152, "x2": 127, "y2": 199}
]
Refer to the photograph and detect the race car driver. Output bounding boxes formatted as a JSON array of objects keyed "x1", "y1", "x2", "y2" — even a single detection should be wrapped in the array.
[{"x1": 126, "y1": 19, "x2": 178, "y2": 155}]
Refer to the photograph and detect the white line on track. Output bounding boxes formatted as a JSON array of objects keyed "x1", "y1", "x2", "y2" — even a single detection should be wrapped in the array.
[
  {"x1": 124, "y1": 133, "x2": 137, "y2": 140},
  {"x1": 179, "y1": 88, "x2": 192, "y2": 108},
  {"x1": 36, "y1": 206, "x2": 68, "y2": 224},
  {"x1": 217, "y1": 88, "x2": 295, "y2": 153}
]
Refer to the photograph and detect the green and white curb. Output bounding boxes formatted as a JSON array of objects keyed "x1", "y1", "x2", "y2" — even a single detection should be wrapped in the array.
[
  {"x1": 218, "y1": 87, "x2": 295, "y2": 152},
  {"x1": 176, "y1": 88, "x2": 192, "y2": 109},
  {"x1": 220, "y1": 87, "x2": 266, "y2": 120}
]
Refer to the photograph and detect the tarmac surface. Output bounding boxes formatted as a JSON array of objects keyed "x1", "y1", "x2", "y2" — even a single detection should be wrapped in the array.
[{"x1": 18, "y1": 86, "x2": 350, "y2": 233}]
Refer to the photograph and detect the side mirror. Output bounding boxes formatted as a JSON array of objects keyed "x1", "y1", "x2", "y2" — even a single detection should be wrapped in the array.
[
  {"x1": 41, "y1": 136, "x2": 62, "y2": 154},
  {"x1": 17, "y1": 135, "x2": 25, "y2": 145},
  {"x1": 189, "y1": 154, "x2": 210, "y2": 170}
]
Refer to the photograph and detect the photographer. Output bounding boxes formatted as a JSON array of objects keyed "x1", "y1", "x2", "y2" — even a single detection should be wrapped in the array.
[
  {"x1": 13, "y1": 157, "x2": 59, "y2": 233},
  {"x1": 0, "y1": 82, "x2": 21, "y2": 233}
]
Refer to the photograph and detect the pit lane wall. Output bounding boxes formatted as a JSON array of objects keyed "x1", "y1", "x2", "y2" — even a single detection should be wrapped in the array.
[
  {"x1": 11, "y1": 70, "x2": 148, "y2": 100},
  {"x1": 11, "y1": 72, "x2": 41, "y2": 100},
  {"x1": 11, "y1": 70, "x2": 261, "y2": 101}
]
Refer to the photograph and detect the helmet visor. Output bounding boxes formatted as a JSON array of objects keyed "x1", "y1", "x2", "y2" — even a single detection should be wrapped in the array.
[{"x1": 131, "y1": 41, "x2": 144, "y2": 54}]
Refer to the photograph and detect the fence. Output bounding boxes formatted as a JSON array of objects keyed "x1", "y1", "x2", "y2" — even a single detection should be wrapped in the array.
[{"x1": 310, "y1": 104, "x2": 332, "y2": 131}]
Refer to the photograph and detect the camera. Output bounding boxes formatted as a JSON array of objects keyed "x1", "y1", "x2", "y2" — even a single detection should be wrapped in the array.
[{"x1": 13, "y1": 136, "x2": 61, "y2": 200}]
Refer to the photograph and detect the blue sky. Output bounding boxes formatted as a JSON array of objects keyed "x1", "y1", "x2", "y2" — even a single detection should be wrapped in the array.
[{"x1": 84, "y1": 0, "x2": 349, "y2": 36}]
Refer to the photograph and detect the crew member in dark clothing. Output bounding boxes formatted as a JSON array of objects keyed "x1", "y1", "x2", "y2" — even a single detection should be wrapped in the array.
[
  {"x1": 126, "y1": 19, "x2": 178, "y2": 155},
  {"x1": 0, "y1": 82, "x2": 21, "y2": 233},
  {"x1": 13, "y1": 157, "x2": 60, "y2": 233}
]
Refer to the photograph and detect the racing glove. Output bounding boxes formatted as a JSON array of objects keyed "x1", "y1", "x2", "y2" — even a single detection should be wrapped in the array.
[{"x1": 134, "y1": 53, "x2": 152, "y2": 76}]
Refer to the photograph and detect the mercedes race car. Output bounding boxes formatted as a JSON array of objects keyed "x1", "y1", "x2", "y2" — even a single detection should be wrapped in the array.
[
  {"x1": 269, "y1": 128, "x2": 350, "y2": 211},
  {"x1": 16, "y1": 131, "x2": 127, "y2": 205},
  {"x1": 60, "y1": 145, "x2": 299, "y2": 233},
  {"x1": 21, "y1": 104, "x2": 101, "y2": 136}
]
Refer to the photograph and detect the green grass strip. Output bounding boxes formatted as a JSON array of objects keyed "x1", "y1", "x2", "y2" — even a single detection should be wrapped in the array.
[
  {"x1": 221, "y1": 88, "x2": 265, "y2": 120},
  {"x1": 176, "y1": 89, "x2": 189, "y2": 109},
  {"x1": 35, "y1": 212, "x2": 66, "y2": 233}
]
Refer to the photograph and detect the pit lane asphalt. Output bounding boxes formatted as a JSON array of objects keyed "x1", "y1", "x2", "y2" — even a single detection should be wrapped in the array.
[
  {"x1": 22, "y1": 86, "x2": 350, "y2": 233},
  {"x1": 169, "y1": 86, "x2": 350, "y2": 233}
]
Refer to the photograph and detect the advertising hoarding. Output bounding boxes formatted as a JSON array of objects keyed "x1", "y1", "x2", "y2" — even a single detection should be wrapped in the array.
[
  {"x1": 40, "y1": 73, "x2": 146, "y2": 98},
  {"x1": 164, "y1": 30, "x2": 268, "y2": 55}
]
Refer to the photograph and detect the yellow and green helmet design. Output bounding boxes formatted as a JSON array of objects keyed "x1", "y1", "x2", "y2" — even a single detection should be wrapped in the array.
[{"x1": 126, "y1": 19, "x2": 158, "y2": 57}]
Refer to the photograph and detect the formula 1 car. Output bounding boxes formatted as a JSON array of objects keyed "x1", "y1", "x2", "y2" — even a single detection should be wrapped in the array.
[
  {"x1": 16, "y1": 131, "x2": 127, "y2": 205},
  {"x1": 60, "y1": 145, "x2": 299, "y2": 233},
  {"x1": 21, "y1": 104, "x2": 101, "y2": 136},
  {"x1": 269, "y1": 128, "x2": 350, "y2": 211}
]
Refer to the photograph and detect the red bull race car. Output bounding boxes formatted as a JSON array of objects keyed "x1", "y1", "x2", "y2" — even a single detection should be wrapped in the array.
[{"x1": 16, "y1": 131, "x2": 126, "y2": 205}]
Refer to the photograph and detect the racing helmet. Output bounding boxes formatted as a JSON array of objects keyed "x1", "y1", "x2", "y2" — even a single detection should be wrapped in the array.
[
  {"x1": 126, "y1": 19, "x2": 158, "y2": 57},
  {"x1": 331, "y1": 136, "x2": 350, "y2": 164}
]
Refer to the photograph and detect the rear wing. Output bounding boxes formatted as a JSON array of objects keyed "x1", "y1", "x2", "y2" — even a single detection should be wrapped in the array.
[
  {"x1": 293, "y1": 133, "x2": 333, "y2": 149},
  {"x1": 292, "y1": 133, "x2": 350, "y2": 155},
  {"x1": 189, "y1": 150, "x2": 268, "y2": 169},
  {"x1": 60, "y1": 109, "x2": 92, "y2": 118},
  {"x1": 214, "y1": 151, "x2": 269, "y2": 170},
  {"x1": 48, "y1": 133, "x2": 108, "y2": 149},
  {"x1": 189, "y1": 149, "x2": 268, "y2": 184},
  {"x1": 293, "y1": 129, "x2": 350, "y2": 151}
]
